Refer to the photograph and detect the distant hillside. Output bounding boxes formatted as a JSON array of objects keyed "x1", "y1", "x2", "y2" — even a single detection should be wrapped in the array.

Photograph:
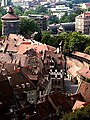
[{"x1": 68, "y1": 0, "x2": 90, "y2": 4}]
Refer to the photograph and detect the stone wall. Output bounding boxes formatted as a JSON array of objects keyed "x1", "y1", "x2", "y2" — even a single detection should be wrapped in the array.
[{"x1": 2, "y1": 20, "x2": 20, "y2": 35}]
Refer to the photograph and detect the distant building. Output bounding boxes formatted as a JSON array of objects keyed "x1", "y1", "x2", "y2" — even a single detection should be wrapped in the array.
[
  {"x1": 48, "y1": 23, "x2": 75, "y2": 34},
  {"x1": 1, "y1": 6, "x2": 20, "y2": 35},
  {"x1": 81, "y1": 3, "x2": 90, "y2": 9},
  {"x1": 29, "y1": 14, "x2": 47, "y2": 31},
  {"x1": 60, "y1": 22, "x2": 75, "y2": 32},
  {"x1": 1, "y1": 0, "x2": 7, "y2": 6},
  {"x1": 48, "y1": 23, "x2": 59, "y2": 34},
  {"x1": 75, "y1": 12, "x2": 90, "y2": 34}
]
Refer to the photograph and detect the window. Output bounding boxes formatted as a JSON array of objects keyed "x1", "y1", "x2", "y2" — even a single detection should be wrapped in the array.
[
  {"x1": 58, "y1": 81, "x2": 61, "y2": 85},
  {"x1": 57, "y1": 75, "x2": 60, "y2": 78},
  {"x1": 51, "y1": 75, "x2": 55, "y2": 78},
  {"x1": 55, "y1": 80, "x2": 57, "y2": 85}
]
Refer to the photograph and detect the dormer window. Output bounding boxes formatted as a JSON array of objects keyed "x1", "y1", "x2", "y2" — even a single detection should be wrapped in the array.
[
  {"x1": 46, "y1": 54, "x2": 50, "y2": 58},
  {"x1": 16, "y1": 85, "x2": 20, "y2": 88},
  {"x1": 8, "y1": 76, "x2": 11, "y2": 82},
  {"x1": 26, "y1": 83, "x2": 30, "y2": 87},
  {"x1": 33, "y1": 66, "x2": 37, "y2": 69},
  {"x1": 58, "y1": 55, "x2": 61, "y2": 59},
  {"x1": 55, "y1": 69, "x2": 57, "y2": 72},
  {"x1": 21, "y1": 84, "x2": 25, "y2": 88}
]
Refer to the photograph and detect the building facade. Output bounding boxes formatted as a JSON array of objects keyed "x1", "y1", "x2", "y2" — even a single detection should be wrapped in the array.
[
  {"x1": 75, "y1": 12, "x2": 90, "y2": 34},
  {"x1": 29, "y1": 14, "x2": 47, "y2": 31}
]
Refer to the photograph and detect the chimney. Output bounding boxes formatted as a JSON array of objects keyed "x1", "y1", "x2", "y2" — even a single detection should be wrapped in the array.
[
  {"x1": 57, "y1": 48, "x2": 59, "y2": 54},
  {"x1": 89, "y1": 66, "x2": 90, "y2": 70},
  {"x1": 14, "y1": 66, "x2": 16, "y2": 70}
]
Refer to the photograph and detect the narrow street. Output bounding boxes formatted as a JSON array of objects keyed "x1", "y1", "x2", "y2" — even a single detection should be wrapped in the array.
[{"x1": 64, "y1": 78, "x2": 78, "y2": 95}]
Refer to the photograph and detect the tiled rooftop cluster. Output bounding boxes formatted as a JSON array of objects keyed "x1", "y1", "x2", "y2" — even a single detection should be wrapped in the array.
[
  {"x1": 1, "y1": 34, "x2": 90, "y2": 119},
  {"x1": 0, "y1": 34, "x2": 67, "y2": 119},
  {"x1": 66, "y1": 51, "x2": 90, "y2": 112}
]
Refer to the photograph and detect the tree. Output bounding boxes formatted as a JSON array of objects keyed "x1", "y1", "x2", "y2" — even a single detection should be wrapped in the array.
[
  {"x1": 35, "y1": 5, "x2": 48, "y2": 14},
  {"x1": 23, "y1": 9, "x2": 36, "y2": 16},
  {"x1": 14, "y1": 6, "x2": 23, "y2": 15},
  {"x1": 48, "y1": 15, "x2": 59, "y2": 24},
  {"x1": 41, "y1": 32, "x2": 58, "y2": 47},
  {"x1": 88, "y1": 7, "x2": 90, "y2": 11},
  {"x1": 84, "y1": 46, "x2": 90, "y2": 54},
  {"x1": 19, "y1": 18, "x2": 42, "y2": 41},
  {"x1": 41, "y1": 31, "x2": 90, "y2": 53},
  {"x1": 68, "y1": 32, "x2": 88, "y2": 52},
  {"x1": 23, "y1": 5, "x2": 49, "y2": 15},
  {"x1": 0, "y1": 7, "x2": 6, "y2": 17},
  {"x1": 60, "y1": 8, "x2": 86, "y2": 23},
  {"x1": 62, "y1": 104, "x2": 90, "y2": 120}
]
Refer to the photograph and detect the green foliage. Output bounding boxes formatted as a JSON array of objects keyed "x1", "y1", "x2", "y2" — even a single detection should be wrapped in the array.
[
  {"x1": 19, "y1": 18, "x2": 42, "y2": 41},
  {"x1": 23, "y1": 9, "x2": 36, "y2": 16},
  {"x1": 35, "y1": 5, "x2": 48, "y2": 14},
  {"x1": 62, "y1": 104, "x2": 90, "y2": 120},
  {"x1": 0, "y1": 7, "x2": 6, "y2": 17},
  {"x1": 59, "y1": 32, "x2": 89, "y2": 53},
  {"x1": 24, "y1": 5, "x2": 48, "y2": 16},
  {"x1": 68, "y1": 32, "x2": 88, "y2": 52},
  {"x1": 84, "y1": 46, "x2": 90, "y2": 55},
  {"x1": 48, "y1": 15, "x2": 59, "y2": 24},
  {"x1": 60, "y1": 12, "x2": 76, "y2": 23},
  {"x1": 88, "y1": 7, "x2": 90, "y2": 11},
  {"x1": 60, "y1": 8, "x2": 86, "y2": 23},
  {"x1": 41, "y1": 31, "x2": 90, "y2": 53},
  {"x1": 41, "y1": 32, "x2": 59, "y2": 47},
  {"x1": 14, "y1": 6, "x2": 24, "y2": 15}
]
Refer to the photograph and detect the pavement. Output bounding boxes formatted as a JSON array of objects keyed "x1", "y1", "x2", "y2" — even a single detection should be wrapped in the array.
[{"x1": 64, "y1": 78, "x2": 78, "y2": 95}]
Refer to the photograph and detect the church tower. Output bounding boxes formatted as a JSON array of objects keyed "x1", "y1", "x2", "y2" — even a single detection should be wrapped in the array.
[{"x1": 1, "y1": 6, "x2": 20, "y2": 35}]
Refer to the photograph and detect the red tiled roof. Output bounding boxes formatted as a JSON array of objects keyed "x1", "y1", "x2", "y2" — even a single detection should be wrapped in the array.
[
  {"x1": 36, "y1": 101, "x2": 55, "y2": 119},
  {"x1": 78, "y1": 80, "x2": 90, "y2": 102},
  {"x1": 17, "y1": 44, "x2": 48, "y2": 54},
  {"x1": 73, "y1": 51, "x2": 90, "y2": 61},
  {"x1": 46, "y1": 92, "x2": 72, "y2": 112},
  {"x1": 0, "y1": 53, "x2": 12, "y2": 63},
  {"x1": 84, "y1": 12, "x2": 90, "y2": 17},
  {"x1": 0, "y1": 63, "x2": 19, "y2": 75},
  {"x1": 0, "y1": 79, "x2": 13, "y2": 111},
  {"x1": 77, "y1": 67, "x2": 90, "y2": 79},
  {"x1": 72, "y1": 100, "x2": 85, "y2": 111},
  {"x1": 68, "y1": 93, "x2": 84, "y2": 106},
  {"x1": 0, "y1": 34, "x2": 29, "y2": 53},
  {"x1": 85, "y1": 3, "x2": 90, "y2": 7},
  {"x1": 21, "y1": 67, "x2": 39, "y2": 81},
  {"x1": 68, "y1": 65, "x2": 81, "y2": 78},
  {"x1": 67, "y1": 57, "x2": 75, "y2": 67},
  {"x1": 47, "y1": 45, "x2": 56, "y2": 51},
  {"x1": 76, "y1": 12, "x2": 90, "y2": 18},
  {"x1": 1, "y1": 13, "x2": 19, "y2": 20},
  {"x1": 8, "y1": 71, "x2": 36, "y2": 90}
]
